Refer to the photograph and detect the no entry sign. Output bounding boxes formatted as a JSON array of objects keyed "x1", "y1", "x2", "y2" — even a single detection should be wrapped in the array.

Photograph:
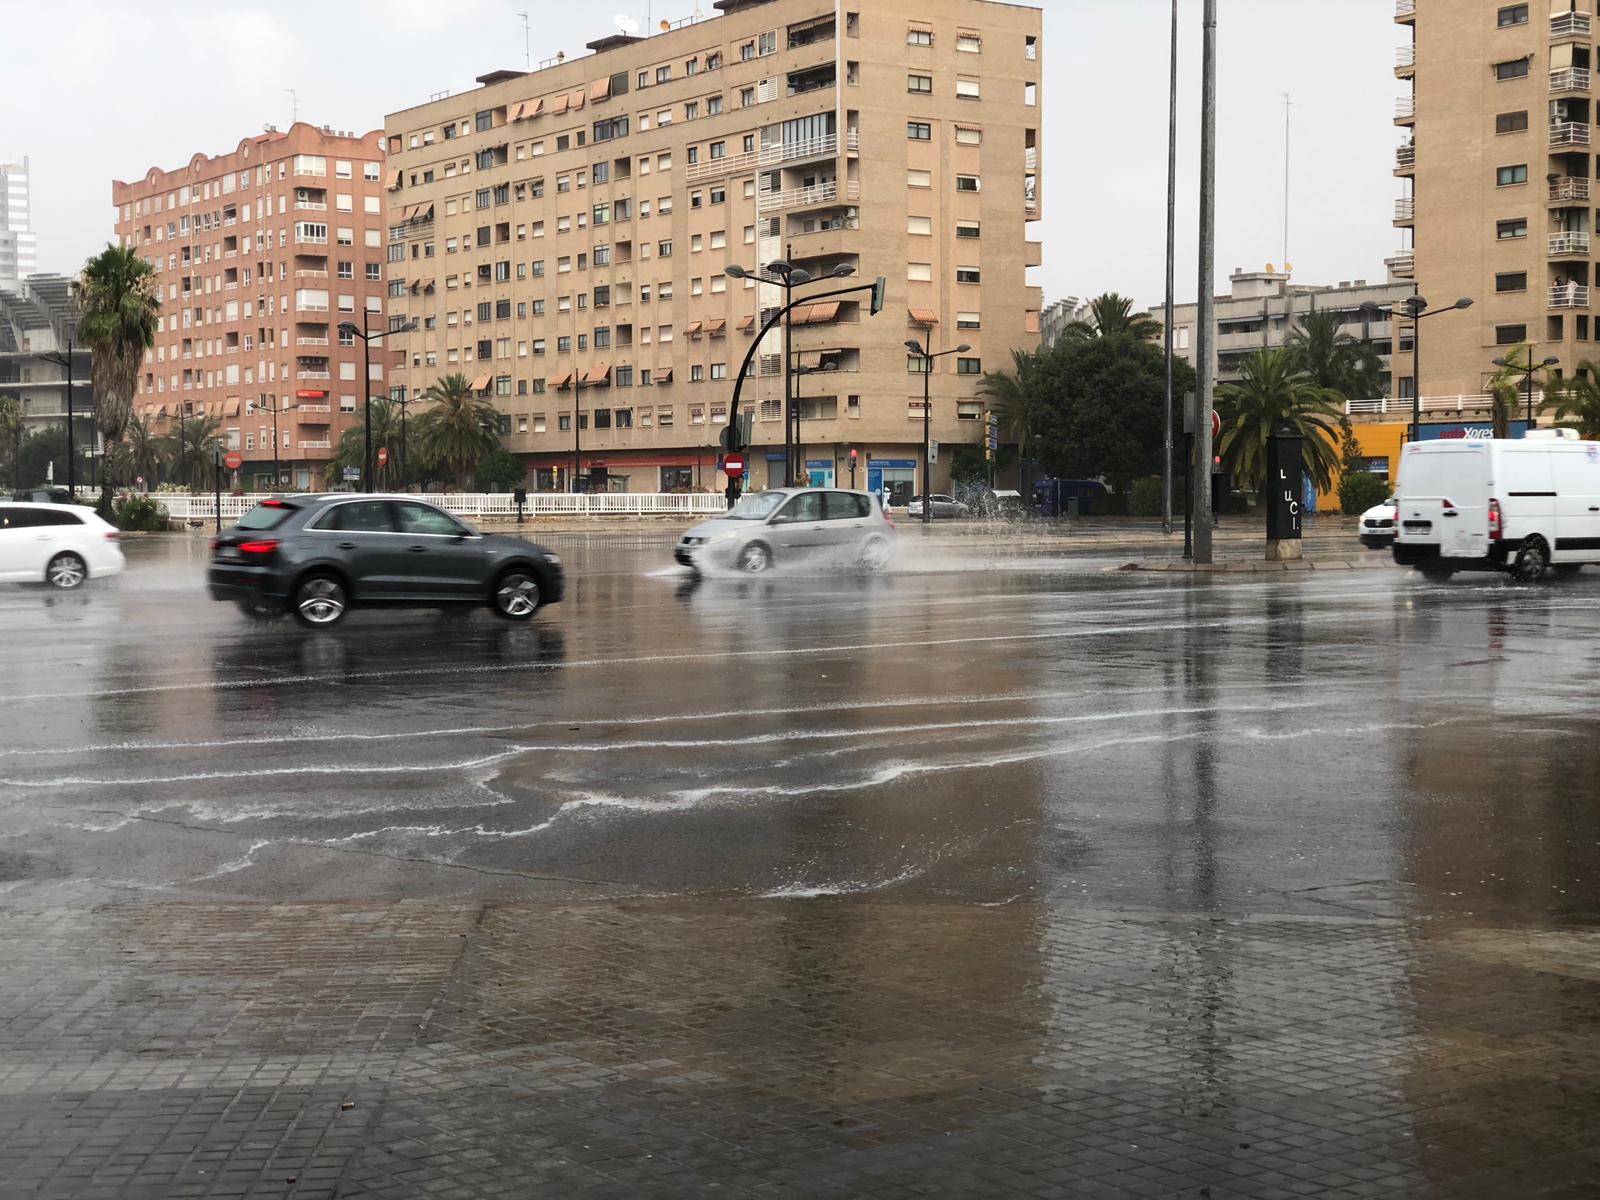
[
  {"x1": 223, "y1": 450, "x2": 243, "y2": 471},
  {"x1": 722, "y1": 454, "x2": 745, "y2": 475}
]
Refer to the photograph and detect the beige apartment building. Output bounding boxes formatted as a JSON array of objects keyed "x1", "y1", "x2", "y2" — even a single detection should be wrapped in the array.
[
  {"x1": 1396, "y1": 0, "x2": 1600, "y2": 406},
  {"x1": 112, "y1": 124, "x2": 390, "y2": 491},
  {"x1": 383, "y1": 0, "x2": 1043, "y2": 497}
]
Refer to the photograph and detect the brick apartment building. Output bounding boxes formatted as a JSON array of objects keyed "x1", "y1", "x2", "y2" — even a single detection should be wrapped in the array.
[
  {"x1": 382, "y1": 0, "x2": 1043, "y2": 498},
  {"x1": 113, "y1": 123, "x2": 389, "y2": 491}
]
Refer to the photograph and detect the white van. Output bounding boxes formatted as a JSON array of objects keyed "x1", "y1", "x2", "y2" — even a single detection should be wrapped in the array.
[{"x1": 1392, "y1": 430, "x2": 1600, "y2": 581}]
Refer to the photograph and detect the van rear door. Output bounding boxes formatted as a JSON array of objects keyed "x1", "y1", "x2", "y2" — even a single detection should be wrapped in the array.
[
  {"x1": 1397, "y1": 444, "x2": 1491, "y2": 559},
  {"x1": 1551, "y1": 444, "x2": 1600, "y2": 560}
]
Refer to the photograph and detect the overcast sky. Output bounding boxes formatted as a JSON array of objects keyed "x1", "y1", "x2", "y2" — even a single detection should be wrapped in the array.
[{"x1": 3, "y1": 0, "x2": 1396, "y2": 309}]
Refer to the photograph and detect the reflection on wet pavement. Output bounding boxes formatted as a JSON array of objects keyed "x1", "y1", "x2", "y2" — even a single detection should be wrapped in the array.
[{"x1": 1, "y1": 534, "x2": 1599, "y2": 1196}]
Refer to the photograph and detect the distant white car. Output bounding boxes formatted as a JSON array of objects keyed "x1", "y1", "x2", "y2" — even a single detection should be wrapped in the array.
[
  {"x1": 906, "y1": 494, "x2": 971, "y2": 519},
  {"x1": 0, "y1": 502, "x2": 125, "y2": 588},
  {"x1": 1359, "y1": 497, "x2": 1397, "y2": 548}
]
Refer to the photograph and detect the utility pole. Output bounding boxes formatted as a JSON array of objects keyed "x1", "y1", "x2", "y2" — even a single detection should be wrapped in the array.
[
  {"x1": 1282, "y1": 93, "x2": 1293, "y2": 271},
  {"x1": 1162, "y1": 0, "x2": 1178, "y2": 536},
  {"x1": 1193, "y1": 0, "x2": 1218, "y2": 564}
]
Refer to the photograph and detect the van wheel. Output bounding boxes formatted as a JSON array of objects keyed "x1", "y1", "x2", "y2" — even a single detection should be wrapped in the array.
[
  {"x1": 738, "y1": 542, "x2": 773, "y2": 573},
  {"x1": 1420, "y1": 566, "x2": 1454, "y2": 583},
  {"x1": 1511, "y1": 537, "x2": 1550, "y2": 583}
]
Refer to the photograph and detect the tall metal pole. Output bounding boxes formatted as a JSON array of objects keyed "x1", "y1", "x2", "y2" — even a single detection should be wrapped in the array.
[
  {"x1": 782, "y1": 277, "x2": 795, "y2": 487},
  {"x1": 65, "y1": 340, "x2": 75, "y2": 498},
  {"x1": 1282, "y1": 93, "x2": 1292, "y2": 270},
  {"x1": 361, "y1": 317, "x2": 374, "y2": 494},
  {"x1": 270, "y1": 396, "x2": 280, "y2": 492},
  {"x1": 1193, "y1": 0, "x2": 1218, "y2": 563},
  {"x1": 1162, "y1": 0, "x2": 1178, "y2": 536},
  {"x1": 572, "y1": 375, "x2": 584, "y2": 492},
  {"x1": 1411, "y1": 306, "x2": 1422, "y2": 444},
  {"x1": 921, "y1": 345, "x2": 933, "y2": 526}
]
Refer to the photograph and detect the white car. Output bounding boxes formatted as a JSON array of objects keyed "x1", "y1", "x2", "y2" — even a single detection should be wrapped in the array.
[
  {"x1": 1358, "y1": 497, "x2": 1397, "y2": 548},
  {"x1": 906, "y1": 494, "x2": 971, "y2": 519},
  {"x1": 674, "y1": 487, "x2": 894, "y2": 574},
  {"x1": 0, "y1": 502, "x2": 125, "y2": 588}
]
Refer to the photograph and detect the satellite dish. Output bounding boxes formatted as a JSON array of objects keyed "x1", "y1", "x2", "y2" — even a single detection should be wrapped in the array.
[
  {"x1": 1266, "y1": 263, "x2": 1276, "y2": 273},
  {"x1": 660, "y1": 18, "x2": 671, "y2": 31},
  {"x1": 616, "y1": 13, "x2": 640, "y2": 34}
]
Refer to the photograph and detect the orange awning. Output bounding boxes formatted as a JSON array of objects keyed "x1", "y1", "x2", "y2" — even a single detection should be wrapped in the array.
[
  {"x1": 469, "y1": 373, "x2": 491, "y2": 391},
  {"x1": 909, "y1": 308, "x2": 939, "y2": 326},
  {"x1": 525, "y1": 97, "x2": 544, "y2": 119},
  {"x1": 684, "y1": 320, "x2": 703, "y2": 336},
  {"x1": 807, "y1": 300, "x2": 841, "y2": 324},
  {"x1": 414, "y1": 201, "x2": 434, "y2": 220},
  {"x1": 551, "y1": 94, "x2": 570, "y2": 115},
  {"x1": 588, "y1": 76, "x2": 612, "y2": 103},
  {"x1": 788, "y1": 305, "x2": 813, "y2": 325},
  {"x1": 510, "y1": 101, "x2": 527, "y2": 120},
  {"x1": 388, "y1": 206, "x2": 409, "y2": 225},
  {"x1": 705, "y1": 318, "x2": 727, "y2": 334},
  {"x1": 553, "y1": 371, "x2": 575, "y2": 389},
  {"x1": 224, "y1": 399, "x2": 240, "y2": 417},
  {"x1": 583, "y1": 363, "x2": 611, "y2": 384},
  {"x1": 736, "y1": 314, "x2": 755, "y2": 331},
  {"x1": 386, "y1": 168, "x2": 401, "y2": 190},
  {"x1": 569, "y1": 88, "x2": 586, "y2": 110},
  {"x1": 656, "y1": 368, "x2": 673, "y2": 384}
]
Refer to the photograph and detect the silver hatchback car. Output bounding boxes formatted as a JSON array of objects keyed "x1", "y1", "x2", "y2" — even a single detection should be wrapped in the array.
[{"x1": 675, "y1": 487, "x2": 894, "y2": 574}]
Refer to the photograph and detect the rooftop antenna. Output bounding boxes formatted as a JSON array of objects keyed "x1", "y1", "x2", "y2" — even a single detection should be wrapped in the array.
[
  {"x1": 1281, "y1": 92, "x2": 1292, "y2": 277},
  {"x1": 518, "y1": 11, "x2": 530, "y2": 68},
  {"x1": 284, "y1": 88, "x2": 298, "y2": 124}
]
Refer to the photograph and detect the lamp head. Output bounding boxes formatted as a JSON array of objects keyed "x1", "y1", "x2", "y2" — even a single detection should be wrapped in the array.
[
  {"x1": 789, "y1": 268, "x2": 813, "y2": 285},
  {"x1": 400, "y1": 319, "x2": 420, "y2": 332},
  {"x1": 724, "y1": 264, "x2": 748, "y2": 279},
  {"x1": 765, "y1": 259, "x2": 795, "y2": 276},
  {"x1": 1407, "y1": 296, "x2": 1428, "y2": 313},
  {"x1": 904, "y1": 339, "x2": 926, "y2": 355},
  {"x1": 337, "y1": 321, "x2": 359, "y2": 336},
  {"x1": 1492, "y1": 356, "x2": 1510, "y2": 367},
  {"x1": 1543, "y1": 355, "x2": 1560, "y2": 366},
  {"x1": 830, "y1": 264, "x2": 855, "y2": 278},
  {"x1": 1453, "y1": 297, "x2": 1474, "y2": 310},
  {"x1": 955, "y1": 344, "x2": 972, "y2": 354}
]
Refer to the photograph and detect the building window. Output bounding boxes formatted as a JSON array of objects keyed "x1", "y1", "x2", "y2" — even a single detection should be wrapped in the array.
[
  {"x1": 956, "y1": 221, "x2": 980, "y2": 239},
  {"x1": 955, "y1": 78, "x2": 981, "y2": 100},
  {"x1": 1495, "y1": 110, "x2": 1529, "y2": 134},
  {"x1": 908, "y1": 168, "x2": 932, "y2": 188},
  {"x1": 1494, "y1": 58, "x2": 1530, "y2": 80},
  {"x1": 1496, "y1": 164, "x2": 1528, "y2": 186},
  {"x1": 907, "y1": 26, "x2": 932, "y2": 46},
  {"x1": 908, "y1": 74, "x2": 933, "y2": 94},
  {"x1": 1497, "y1": 4, "x2": 1529, "y2": 26},
  {"x1": 908, "y1": 262, "x2": 932, "y2": 282},
  {"x1": 1495, "y1": 271, "x2": 1528, "y2": 292},
  {"x1": 907, "y1": 215, "x2": 933, "y2": 235},
  {"x1": 955, "y1": 125, "x2": 982, "y2": 146},
  {"x1": 956, "y1": 32, "x2": 982, "y2": 53},
  {"x1": 1495, "y1": 324, "x2": 1528, "y2": 344},
  {"x1": 956, "y1": 357, "x2": 981, "y2": 375},
  {"x1": 956, "y1": 311, "x2": 981, "y2": 329},
  {"x1": 956, "y1": 266, "x2": 981, "y2": 284},
  {"x1": 1496, "y1": 218, "x2": 1528, "y2": 239},
  {"x1": 955, "y1": 175, "x2": 980, "y2": 192},
  {"x1": 907, "y1": 121, "x2": 932, "y2": 141}
]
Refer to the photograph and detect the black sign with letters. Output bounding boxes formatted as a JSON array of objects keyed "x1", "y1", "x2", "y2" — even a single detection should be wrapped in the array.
[{"x1": 1265, "y1": 432, "x2": 1303, "y2": 541}]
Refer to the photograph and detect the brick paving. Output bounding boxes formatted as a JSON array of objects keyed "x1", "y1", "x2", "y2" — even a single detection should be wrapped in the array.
[{"x1": 1, "y1": 898, "x2": 1597, "y2": 1198}]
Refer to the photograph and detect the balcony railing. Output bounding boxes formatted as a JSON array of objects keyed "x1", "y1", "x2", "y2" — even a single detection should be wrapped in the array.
[
  {"x1": 1394, "y1": 197, "x2": 1415, "y2": 221},
  {"x1": 1551, "y1": 283, "x2": 1590, "y2": 308},
  {"x1": 296, "y1": 336, "x2": 330, "y2": 346},
  {"x1": 1551, "y1": 121, "x2": 1591, "y2": 147},
  {"x1": 296, "y1": 370, "x2": 332, "y2": 380},
  {"x1": 298, "y1": 439, "x2": 332, "y2": 450},
  {"x1": 1550, "y1": 231, "x2": 1590, "y2": 255},
  {"x1": 1396, "y1": 143, "x2": 1416, "y2": 170},
  {"x1": 684, "y1": 132, "x2": 849, "y2": 182},
  {"x1": 1024, "y1": 146, "x2": 1039, "y2": 170},
  {"x1": 1550, "y1": 176, "x2": 1591, "y2": 202},
  {"x1": 294, "y1": 269, "x2": 328, "y2": 279},
  {"x1": 1387, "y1": 250, "x2": 1415, "y2": 277},
  {"x1": 1346, "y1": 395, "x2": 1491, "y2": 415},
  {"x1": 1551, "y1": 66, "x2": 1591, "y2": 92},
  {"x1": 1395, "y1": 0, "x2": 1416, "y2": 16},
  {"x1": 1395, "y1": 95, "x2": 1416, "y2": 120},
  {"x1": 294, "y1": 201, "x2": 328, "y2": 211},
  {"x1": 757, "y1": 179, "x2": 860, "y2": 212},
  {"x1": 1552, "y1": 11, "x2": 1591, "y2": 38},
  {"x1": 1396, "y1": 45, "x2": 1415, "y2": 71}
]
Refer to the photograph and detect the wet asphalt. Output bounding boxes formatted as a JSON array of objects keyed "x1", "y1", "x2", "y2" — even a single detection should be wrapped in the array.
[{"x1": 4, "y1": 528, "x2": 1599, "y2": 925}]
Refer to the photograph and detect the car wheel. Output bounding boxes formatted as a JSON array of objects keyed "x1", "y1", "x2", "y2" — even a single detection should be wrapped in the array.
[
  {"x1": 858, "y1": 536, "x2": 891, "y2": 572},
  {"x1": 1420, "y1": 566, "x2": 1454, "y2": 583},
  {"x1": 236, "y1": 599, "x2": 284, "y2": 622},
  {"x1": 46, "y1": 552, "x2": 87, "y2": 590},
  {"x1": 293, "y1": 573, "x2": 348, "y2": 628},
  {"x1": 1511, "y1": 536, "x2": 1550, "y2": 583},
  {"x1": 737, "y1": 542, "x2": 773, "y2": 574},
  {"x1": 492, "y1": 569, "x2": 541, "y2": 620}
]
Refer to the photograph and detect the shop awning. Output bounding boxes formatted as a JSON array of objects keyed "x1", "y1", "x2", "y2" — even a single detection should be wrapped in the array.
[
  {"x1": 705, "y1": 318, "x2": 727, "y2": 334},
  {"x1": 736, "y1": 314, "x2": 755, "y2": 331},
  {"x1": 807, "y1": 300, "x2": 841, "y2": 325},
  {"x1": 469, "y1": 373, "x2": 491, "y2": 391},
  {"x1": 656, "y1": 368, "x2": 673, "y2": 384},
  {"x1": 583, "y1": 363, "x2": 611, "y2": 385},
  {"x1": 588, "y1": 76, "x2": 612, "y2": 103},
  {"x1": 553, "y1": 371, "x2": 575, "y2": 389},
  {"x1": 551, "y1": 94, "x2": 570, "y2": 115},
  {"x1": 386, "y1": 168, "x2": 401, "y2": 191},
  {"x1": 909, "y1": 308, "x2": 939, "y2": 326},
  {"x1": 684, "y1": 320, "x2": 703, "y2": 336}
]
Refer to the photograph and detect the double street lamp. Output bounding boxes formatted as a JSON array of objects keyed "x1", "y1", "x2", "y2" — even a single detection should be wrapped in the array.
[
  {"x1": 339, "y1": 316, "x2": 418, "y2": 494},
  {"x1": 255, "y1": 394, "x2": 298, "y2": 493},
  {"x1": 1491, "y1": 349, "x2": 1559, "y2": 433},
  {"x1": 390, "y1": 387, "x2": 420, "y2": 488},
  {"x1": 1362, "y1": 295, "x2": 1473, "y2": 442},
  {"x1": 904, "y1": 337, "x2": 970, "y2": 525},
  {"x1": 39, "y1": 340, "x2": 79, "y2": 496},
  {"x1": 725, "y1": 260, "x2": 853, "y2": 486}
]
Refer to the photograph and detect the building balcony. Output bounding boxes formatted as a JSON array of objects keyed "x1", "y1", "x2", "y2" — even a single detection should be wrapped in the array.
[
  {"x1": 1395, "y1": 142, "x2": 1415, "y2": 173},
  {"x1": 1394, "y1": 95, "x2": 1415, "y2": 122},
  {"x1": 295, "y1": 200, "x2": 328, "y2": 211},
  {"x1": 1394, "y1": 197, "x2": 1415, "y2": 223},
  {"x1": 297, "y1": 370, "x2": 332, "y2": 381},
  {"x1": 1552, "y1": 11, "x2": 1592, "y2": 40},
  {"x1": 1396, "y1": 45, "x2": 1415, "y2": 76},
  {"x1": 1550, "y1": 283, "x2": 1590, "y2": 308},
  {"x1": 1550, "y1": 121, "x2": 1591, "y2": 147},
  {"x1": 1386, "y1": 250, "x2": 1415, "y2": 277},
  {"x1": 298, "y1": 439, "x2": 332, "y2": 450},
  {"x1": 1395, "y1": 0, "x2": 1415, "y2": 21},
  {"x1": 294, "y1": 269, "x2": 328, "y2": 279},
  {"x1": 1549, "y1": 230, "x2": 1590, "y2": 255},
  {"x1": 296, "y1": 336, "x2": 330, "y2": 346},
  {"x1": 684, "y1": 131, "x2": 851, "y2": 183},
  {"x1": 1551, "y1": 66, "x2": 1591, "y2": 92},
  {"x1": 758, "y1": 178, "x2": 859, "y2": 213},
  {"x1": 1550, "y1": 176, "x2": 1591, "y2": 203}
]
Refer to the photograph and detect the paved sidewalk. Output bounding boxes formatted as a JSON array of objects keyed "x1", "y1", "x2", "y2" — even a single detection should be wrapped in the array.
[
  {"x1": 1117, "y1": 556, "x2": 1397, "y2": 574},
  {"x1": 2, "y1": 897, "x2": 1597, "y2": 1198}
]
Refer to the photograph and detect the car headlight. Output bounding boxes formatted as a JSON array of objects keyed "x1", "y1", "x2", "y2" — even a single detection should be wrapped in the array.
[{"x1": 682, "y1": 536, "x2": 704, "y2": 546}]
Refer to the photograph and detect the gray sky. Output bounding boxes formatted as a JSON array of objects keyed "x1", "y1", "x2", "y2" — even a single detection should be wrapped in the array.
[{"x1": 4, "y1": 0, "x2": 1397, "y2": 308}]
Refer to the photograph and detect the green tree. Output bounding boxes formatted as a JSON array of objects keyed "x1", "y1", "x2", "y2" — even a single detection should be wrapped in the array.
[
  {"x1": 1542, "y1": 365, "x2": 1600, "y2": 439},
  {"x1": 74, "y1": 244, "x2": 162, "y2": 516},
  {"x1": 18, "y1": 426, "x2": 94, "y2": 490},
  {"x1": 164, "y1": 416, "x2": 223, "y2": 490},
  {"x1": 976, "y1": 348, "x2": 1041, "y2": 448},
  {"x1": 326, "y1": 397, "x2": 411, "y2": 489},
  {"x1": 1062, "y1": 293, "x2": 1162, "y2": 344},
  {"x1": 474, "y1": 448, "x2": 526, "y2": 491},
  {"x1": 108, "y1": 412, "x2": 168, "y2": 489},
  {"x1": 1283, "y1": 309, "x2": 1382, "y2": 406},
  {"x1": 1491, "y1": 344, "x2": 1559, "y2": 438},
  {"x1": 1338, "y1": 469, "x2": 1391, "y2": 516},
  {"x1": 1215, "y1": 348, "x2": 1344, "y2": 494},
  {"x1": 413, "y1": 373, "x2": 502, "y2": 488}
]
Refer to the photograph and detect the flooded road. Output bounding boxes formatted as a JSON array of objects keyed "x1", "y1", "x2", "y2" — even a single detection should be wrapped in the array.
[{"x1": 2, "y1": 532, "x2": 1599, "y2": 1197}]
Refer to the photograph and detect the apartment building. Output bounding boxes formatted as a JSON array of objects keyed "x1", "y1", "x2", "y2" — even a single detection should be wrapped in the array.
[
  {"x1": 1161, "y1": 268, "x2": 1417, "y2": 393},
  {"x1": 0, "y1": 274, "x2": 94, "y2": 450},
  {"x1": 0, "y1": 158, "x2": 39, "y2": 288},
  {"x1": 1395, "y1": 0, "x2": 1600, "y2": 405},
  {"x1": 383, "y1": 0, "x2": 1043, "y2": 497},
  {"x1": 111, "y1": 123, "x2": 389, "y2": 491}
]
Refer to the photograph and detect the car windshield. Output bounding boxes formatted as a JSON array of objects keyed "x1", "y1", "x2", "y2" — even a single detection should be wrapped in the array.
[
  {"x1": 237, "y1": 501, "x2": 297, "y2": 531},
  {"x1": 725, "y1": 491, "x2": 786, "y2": 520}
]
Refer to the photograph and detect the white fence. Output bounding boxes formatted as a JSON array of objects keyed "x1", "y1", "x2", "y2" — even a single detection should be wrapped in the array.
[
  {"x1": 154, "y1": 491, "x2": 729, "y2": 523},
  {"x1": 1345, "y1": 395, "x2": 1493, "y2": 416}
]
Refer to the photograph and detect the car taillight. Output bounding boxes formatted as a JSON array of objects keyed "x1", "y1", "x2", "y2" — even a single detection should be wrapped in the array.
[
  {"x1": 105, "y1": 531, "x2": 120, "y2": 542},
  {"x1": 238, "y1": 539, "x2": 280, "y2": 555},
  {"x1": 208, "y1": 538, "x2": 220, "y2": 550},
  {"x1": 1488, "y1": 498, "x2": 1503, "y2": 542}
]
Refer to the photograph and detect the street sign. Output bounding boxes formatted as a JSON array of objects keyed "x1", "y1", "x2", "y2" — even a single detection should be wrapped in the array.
[
  {"x1": 342, "y1": 467, "x2": 360, "y2": 482},
  {"x1": 722, "y1": 453, "x2": 745, "y2": 476},
  {"x1": 295, "y1": 389, "x2": 327, "y2": 400},
  {"x1": 223, "y1": 450, "x2": 243, "y2": 471},
  {"x1": 1212, "y1": 410, "x2": 1222, "y2": 439},
  {"x1": 377, "y1": 447, "x2": 389, "y2": 467},
  {"x1": 929, "y1": 439, "x2": 939, "y2": 465}
]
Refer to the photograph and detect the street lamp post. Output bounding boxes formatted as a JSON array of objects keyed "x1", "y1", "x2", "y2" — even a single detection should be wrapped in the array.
[
  {"x1": 571, "y1": 372, "x2": 587, "y2": 493},
  {"x1": 257, "y1": 394, "x2": 297, "y2": 492},
  {"x1": 390, "y1": 389, "x2": 418, "y2": 488},
  {"x1": 904, "y1": 337, "x2": 971, "y2": 525},
  {"x1": 339, "y1": 316, "x2": 418, "y2": 494},
  {"x1": 1363, "y1": 295, "x2": 1473, "y2": 441},
  {"x1": 40, "y1": 340, "x2": 76, "y2": 497},
  {"x1": 792, "y1": 361, "x2": 839, "y2": 486},
  {"x1": 1491, "y1": 349, "x2": 1559, "y2": 434}
]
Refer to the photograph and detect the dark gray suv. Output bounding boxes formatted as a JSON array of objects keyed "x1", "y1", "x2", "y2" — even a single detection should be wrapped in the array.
[{"x1": 208, "y1": 495, "x2": 563, "y2": 628}]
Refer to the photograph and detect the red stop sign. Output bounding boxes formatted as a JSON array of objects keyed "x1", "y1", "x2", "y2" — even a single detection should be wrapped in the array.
[
  {"x1": 377, "y1": 447, "x2": 390, "y2": 467},
  {"x1": 223, "y1": 450, "x2": 243, "y2": 471},
  {"x1": 1212, "y1": 410, "x2": 1222, "y2": 439},
  {"x1": 722, "y1": 454, "x2": 745, "y2": 475}
]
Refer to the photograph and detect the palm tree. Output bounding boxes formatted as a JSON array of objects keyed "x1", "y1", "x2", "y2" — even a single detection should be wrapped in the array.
[
  {"x1": 164, "y1": 416, "x2": 222, "y2": 490},
  {"x1": 1491, "y1": 344, "x2": 1560, "y2": 438},
  {"x1": 412, "y1": 373, "x2": 502, "y2": 488},
  {"x1": 327, "y1": 397, "x2": 412, "y2": 489},
  {"x1": 74, "y1": 244, "x2": 161, "y2": 515},
  {"x1": 1543, "y1": 365, "x2": 1600, "y2": 439},
  {"x1": 109, "y1": 412, "x2": 167, "y2": 489},
  {"x1": 1062, "y1": 293, "x2": 1162, "y2": 343},
  {"x1": 1215, "y1": 348, "x2": 1344, "y2": 494},
  {"x1": 0, "y1": 395, "x2": 21, "y2": 489},
  {"x1": 1283, "y1": 309, "x2": 1382, "y2": 407},
  {"x1": 976, "y1": 348, "x2": 1040, "y2": 445}
]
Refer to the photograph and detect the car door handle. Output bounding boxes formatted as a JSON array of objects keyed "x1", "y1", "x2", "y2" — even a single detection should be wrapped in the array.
[
  {"x1": 1441, "y1": 511, "x2": 1458, "y2": 518},
  {"x1": 407, "y1": 545, "x2": 428, "y2": 553},
  {"x1": 336, "y1": 541, "x2": 357, "y2": 549},
  {"x1": 1590, "y1": 506, "x2": 1599, "y2": 512}
]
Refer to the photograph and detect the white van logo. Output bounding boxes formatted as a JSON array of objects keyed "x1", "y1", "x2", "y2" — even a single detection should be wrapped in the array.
[{"x1": 1588, "y1": 445, "x2": 1599, "y2": 463}]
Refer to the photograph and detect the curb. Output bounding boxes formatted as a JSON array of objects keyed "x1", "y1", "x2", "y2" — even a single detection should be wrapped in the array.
[{"x1": 1114, "y1": 557, "x2": 1398, "y2": 574}]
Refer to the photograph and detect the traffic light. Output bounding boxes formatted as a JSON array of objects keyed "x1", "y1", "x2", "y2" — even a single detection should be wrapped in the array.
[{"x1": 869, "y1": 276, "x2": 886, "y2": 316}]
